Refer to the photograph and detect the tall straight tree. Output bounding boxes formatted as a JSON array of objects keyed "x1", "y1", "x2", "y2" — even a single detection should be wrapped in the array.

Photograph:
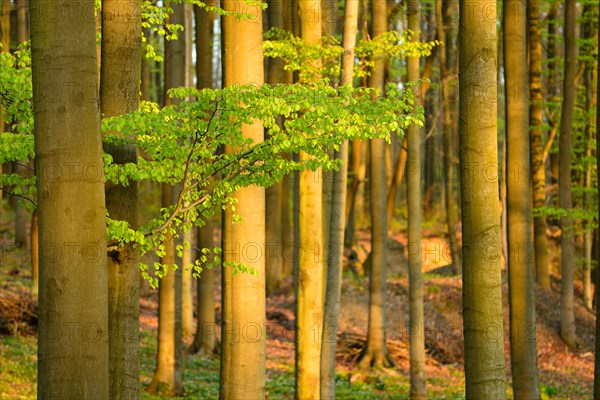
[
  {"x1": 459, "y1": 0, "x2": 507, "y2": 398},
  {"x1": 265, "y1": 0, "x2": 286, "y2": 295},
  {"x1": 100, "y1": 1, "x2": 142, "y2": 398},
  {"x1": 190, "y1": 217, "x2": 218, "y2": 355},
  {"x1": 149, "y1": 2, "x2": 185, "y2": 395},
  {"x1": 220, "y1": 1, "x2": 266, "y2": 398},
  {"x1": 295, "y1": 0, "x2": 324, "y2": 398},
  {"x1": 320, "y1": 1, "x2": 359, "y2": 397},
  {"x1": 189, "y1": 0, "x2": 218, "y2": 357},
  {"x1": 359, "y1": 0, "x2": 394, "y2": 369},
  {"x1": 504, "y1": 0, "x2": 540, "y2": 397},
  {"x1": 30, "y1": 0, "x2": 109, "y2": 398},
  {"x1": 406, "y1": 1, "x2": 426, "y2": 398},
  {"x1": 594, "y1": 31, "x2": 600, "y2": 400},
  {"x1": 528, "y1": 0, "x2": 550, "y2": 290},
  {"x1": 559, "y1": 0, "x2": 577, "y2": 348},
  {"x1": 438, "y1": 0, "x2": 461, "y2": 275}
]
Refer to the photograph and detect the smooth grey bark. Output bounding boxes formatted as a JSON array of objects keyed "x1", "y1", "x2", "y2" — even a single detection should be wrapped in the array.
[
  {"x1": 31, "y1": 1, "x2": 109, "y2": 398},
  {"x1": 100, "y1": 1, "x2": 142, "y2": 398}
]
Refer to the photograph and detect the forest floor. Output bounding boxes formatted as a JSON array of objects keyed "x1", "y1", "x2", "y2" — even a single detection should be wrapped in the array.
[{"x1": 0, "y1": 217, "x2": 596, "y2": 399}]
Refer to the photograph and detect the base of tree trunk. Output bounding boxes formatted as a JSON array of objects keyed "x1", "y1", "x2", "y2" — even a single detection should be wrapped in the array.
[
  {"x1": 188, "y1": 339, "x2": 220, "y2": 356},
  {"x1": 357, "y1": 346, "x2": 396, "y2": 369}
]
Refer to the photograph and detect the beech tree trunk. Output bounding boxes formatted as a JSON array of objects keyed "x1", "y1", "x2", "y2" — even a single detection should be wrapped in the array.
[
  {"x1": 407, "y1": 1, "x2": 426, "y2": 397},
  {"x1": 295, "y1": 1, "x2": 325, "y2": 398},
  {"x1": 359, "y1": 0, "x2": 394, "y2": 370},
  {"x1": 439, "y1": 0, "x2": 461, "y2": 275},
  {"x1": 190, "y1": 217, "x2": 218, "y2": 355},
  {"x1": 31, "y1": 1, "x2": 109, "y2": 397},
  {"x1": 504, "y1": 1, "x2": 541, "y2": 397},
  {"x1": 219, "y1": 1, "x2": 266, "y2": 398},
  {"x1": 528, "y1": 0, "x2": 550, "y2": 291},
  {"x1": 593, "y1": 32, "x2": 600, "y2": 400},
  {"x1": 559, "y1": 0, "x2": 577, "y2": 349},
  {"x1": 459, "y1": 1, "x2": 507, "y2": 398},
  {"x1": 149, "y1": 2, "x2": 185, "y2": 395},
  {"x1": 320, "y1": 1, "x2": 358, "y2": 397},
  {"x1": 100, "y1": 1, "x2": 142, "y2": 398},
  {"x1": 30, "y1": 209, "x2": 38, "y2": 297}
]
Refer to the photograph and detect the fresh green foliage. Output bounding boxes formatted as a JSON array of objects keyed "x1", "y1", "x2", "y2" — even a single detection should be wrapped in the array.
[
  {"x1": 0, "y1": 40, "x2": 424, "y2": 287},
  {"x1": 103, "y1": 82, "x2": 423, "y2": 285},
  {"x1": 0, "y1": 43, "x2": 34, "y2": 208},
  {"x1": 264, "y1": 28, "x2": 440, "y2": 83}
]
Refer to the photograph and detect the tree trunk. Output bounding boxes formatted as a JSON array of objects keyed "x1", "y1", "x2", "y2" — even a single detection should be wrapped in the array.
[
  {"x1": 559, "y1": 0, "x2": 577, "y2": 349},
  {"x1": 345, "y1": 138, "x2": 366, "y2": 248},
  {"x1": 100, "y1": 1, "x2": 142, "y2": 397},
  {"x1": 504, "y1": 1, "x2": 541, "y2": 397},
  {"x1": 459, "y1": 1, "x2": 507, "y2": 398},
  {"x1": 31, "y1": 1, "x2": 109, "y2": 397},
  {"x1": 30, "y1": 209, "x2": 38, "y2": 297},
  {"x1": 320, "y1": 1, "x2": 358, "y2": 397},
  {"x1": 219, "y1": 2, "x2": 266, "y2": 398},
  {"x1": 17, "y1": 0, "x2": 27, "y2": 43},
  {"x1": 150, "y1": 2, "x2": 185, "y2": 394},
  {"x1": 359, "y1": 0, "x2": 394, "y2": 370},
  {"x1": 438, "y1": 0, "x2": 461, "y2": 275},
  {"x1": 264, "y1": 0, "x2": 287, "y2": 296},
  {"x1": 1, "y1": 0, "x2": 9, "y2": 51},
  {"x1": 149, "y1": 184, "x2": 183, "y2": 396},
  {"x1": 180, "y1": 2, "x2": 195, "y2": 338},
  {"x1": 181, "y1": 225, "x2": 195, "y2": 337},
  {"x1": 295, "y1": 2, "x2": 324, "y2": 398},
  {"x1": 528, "y1": 0, "x2": 550, "y2": 291},
  {"x1": 593, "y1": 31, "x2": 600, "y2": 400},
  {"x1": 190, "y1": 218, "x2": 218, "y2": 355},
  {"x1": 406, "y1": 1, "x2": 426, "y2": 397},
  {"x1": 386, "y1": 136, "x2": 407, "y2": 224}
]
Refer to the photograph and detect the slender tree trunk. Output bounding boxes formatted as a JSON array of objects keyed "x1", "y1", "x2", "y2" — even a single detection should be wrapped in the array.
[
  {"x1": 547, "y1": 6, "x2": 560, "y2": 187},
  {"x1": 559, "y1": 0, "x2": 577, "y2": 349},
  {"x1": 528, "y1": 0, "x2": 550, "y2": 290},
  {"x1": 1, "y1": 0, "x2": 9, "y2": 51},
  {"x1": 190, "y1": 218, "x2": 218, "y2": 355},
  {"x1": 100, "y1": 1, "x2": 142, "y2": 398},
  {"x1": 359, "y1": 0, "x2": 394, "y2": 370},
  {"x1": 386, "y1": 136, "x2": 407, "y2": 223},
  {"x1": 149, "y1": 185, "x2": 183, "y2": 396},
  {"x1": 264, "y1": 0, "x2": 287, "y2": 296},
  {"x1": 17, "y1": 0, "x2": 27, "y2": 43},
  {"x1": 581, "y1": 3, "x2": 596, "y2": 312},
  {"x1": 438, "y1": 0, "x2": 461, "y2": 275},
  {"x1": 195, "y1": 0, "x2": 215, "y2": 90},
  {"x1": 30, "y1": 209, "x2": 38, "y2": 297},
  {"x1": 219, "y1": 2, "x2": 266, "y2": 398},
  {"x1": 295, "y1": 2, "x2": 325, "y2": 398},
  {"x1": 13, "y1": 0, "x2": 28, "y2": 250},
  {"x1": 406, "y1": 1, "x2": 426, "y2": 397},
  {"x1": 459, "y1": 1, "x2": 507, "y2": 398},
  {"x1": 504, "y1": 1, "x2": 541, "y2": 397},
  {"x1": 150, "y1": 3, "x2": 185, "y2": 394},
  {"x1": 190, "y1": 3, "x2": 218, "y2": 355},
  {"x1": 345, "y1": 138, "x2": 366, "y2": 248},
  {"x1": 593, "y1": 31, "x2": 600, "y2": 400},
  {"x1": 181, "y1": 2, "x2": 195, "y2": 338},
  {"x1": 320, "y1": 1, "x2": 358, "y2": 397},
  {"x1": 181, "y1": 225, "x2": 195, "y2": 337},
  {"x1": 31, "y1": 1, "x2": 109, "y2": 397}
]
